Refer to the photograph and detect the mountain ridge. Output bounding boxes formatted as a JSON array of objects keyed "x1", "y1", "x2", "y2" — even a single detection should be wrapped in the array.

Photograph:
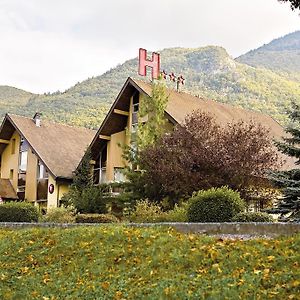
[{"x1": 0, "y1": 32, "x2": 300, "y2": 128}]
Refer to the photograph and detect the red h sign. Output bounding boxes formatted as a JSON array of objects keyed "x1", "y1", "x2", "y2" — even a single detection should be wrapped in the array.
[{"x1": 138, "y1": 48, "x2": 160, "y2": 80}]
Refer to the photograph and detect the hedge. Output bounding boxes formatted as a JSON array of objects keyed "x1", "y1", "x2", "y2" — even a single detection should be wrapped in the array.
[
  {"x1": 0, "y1": 202, "x2": 39, "y2": 222},
  {"x1": 231, "y1": 212, "x2": 274, "y2": 222},
  {"x1": 75, "y1": 213, "x2": 119, "y2": 223}
]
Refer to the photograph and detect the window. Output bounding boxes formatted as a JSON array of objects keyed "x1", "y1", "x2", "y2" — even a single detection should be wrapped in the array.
[
  {"x1": 11, "y1": 139, "x2": 16, "y2": 155},
  {"x1": 9, "y1": 169, "x2": 14, "y2": 180},
  {"x1": 37, "y1": 161, "x2": 48, "y2": 179},
  {"x1": 132, "y1": 92, "x2": 139, "y2": 126},
  {"x1": 19, "y1": 138, "x2": 29, "y2": 172},
  {"x1": 114, "y1": 168, "x2": 126, "y2": 182}
]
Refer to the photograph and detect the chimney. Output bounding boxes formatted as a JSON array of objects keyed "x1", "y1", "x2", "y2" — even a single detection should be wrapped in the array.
[{"x1": 33, "y1": 113, "x2": 42, "y2": 127}]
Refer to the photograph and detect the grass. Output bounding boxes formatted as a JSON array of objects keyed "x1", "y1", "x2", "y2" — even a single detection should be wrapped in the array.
[{"x1": 0, "y1": 226, "x2": 299, "y2": 300}]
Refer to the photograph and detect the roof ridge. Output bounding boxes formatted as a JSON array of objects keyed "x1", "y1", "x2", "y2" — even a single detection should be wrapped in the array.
[
  {"x1": 130, "y1": 77, "x2": 277, "y2": 122},
  {"x1": 7, "y1": 113, "x2": 96, "y2": 132}
]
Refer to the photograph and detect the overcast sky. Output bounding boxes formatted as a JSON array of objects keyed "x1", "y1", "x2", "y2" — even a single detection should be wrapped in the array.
[{"x1": 0, "y1": 0, "x2": 299, "y2": 94}]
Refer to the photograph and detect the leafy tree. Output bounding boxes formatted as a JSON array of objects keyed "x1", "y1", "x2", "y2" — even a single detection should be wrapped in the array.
[
  {"x1": 137, "y1": 79, "x2": 169, "y2": 150},
  {"x1": 269, "y1": 103, "x2": 300, "y2": 222},
  {"x1": 139, "y1": 110, "x2": 280, "y2": 203},
  {"x1": 278, "y1": 0, "x2": 300, "y2": 11}
]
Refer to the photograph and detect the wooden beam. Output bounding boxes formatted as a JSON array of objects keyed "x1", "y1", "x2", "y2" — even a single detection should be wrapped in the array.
[
  {"x1": 0, "y1": 139, "x2": 9, "y2": 144},
  {"x1": 113, "y1": 109, "x2": 129, "y2": 116},
  {"x1": 99, "y1": 135, "x2": 111, "y2": 140}
]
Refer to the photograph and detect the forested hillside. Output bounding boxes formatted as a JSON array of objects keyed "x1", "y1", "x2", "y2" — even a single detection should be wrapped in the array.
[
  {"x1": 237, "y1": 31, "x2": 300, "y2": 81},
  {"x1": 1, "y1": 33, "x2": 300, "y2": 128}
]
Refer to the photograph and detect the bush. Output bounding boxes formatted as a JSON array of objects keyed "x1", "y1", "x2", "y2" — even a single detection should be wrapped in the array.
[
  {"x1": 187, "y1": 187, "x2": 245, "y2": 222},
  {"x1": 129, "y1": 200, "x2": 166, "y2": 223},
  {"x1": 231, "y1": 212, "x2": 274, "y2": 222},
  {"x1": 42, "y1": 206, "x2": 76, "y2": 223},
  {"x1": 75, "y1": 214, "x2": 119, "y2": 223},
  {"x1": 0, "y1": 202, "x2": 39, "y2": 222},
  {"x1": 62, "y1": 186, "x2": 107, "y2": 214},
  {"x1": 164, "y1": 204, "x2": 188, "y2": 222}
]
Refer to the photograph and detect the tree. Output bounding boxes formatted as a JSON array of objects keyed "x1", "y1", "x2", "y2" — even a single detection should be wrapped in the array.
[
  {"x1": 139, "y1": 111, "x2": 280, "y2": 203},
  {"x1": 72, "y1": 148, "x2": 93, "y2": 190},
  {"x1": 278, "y1": 0, "x2": 300, "y2": 11},
  {"x1": 61, "y1": 148, "x2": 107, "y2": 214},
  {"x1": 121, "y1": 79, "x2": 169, "y2": 202},
  {"x1": 136, "y1": 79, "x2": 169, "y2": 150},
  {"x1": 269, "y1": 103, "x2": 300, "y2": 222}
]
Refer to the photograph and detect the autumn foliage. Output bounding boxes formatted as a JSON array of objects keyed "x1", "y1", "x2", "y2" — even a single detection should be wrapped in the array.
[{"x1": 140, "y1": 111, "x2": 280, "y2": 201}]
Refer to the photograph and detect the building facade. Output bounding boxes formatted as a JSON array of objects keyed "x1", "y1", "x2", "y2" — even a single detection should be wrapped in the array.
[
  {"x1": 0, "y1": 113, "x2": 95, "y2": 209},
  {"x1": 86, "y1": 77, "x2": 295, "y2": 184}
]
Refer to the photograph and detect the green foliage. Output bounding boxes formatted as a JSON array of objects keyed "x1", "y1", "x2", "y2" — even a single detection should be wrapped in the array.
[
  {"x1": 231, "y1": 212, "x2": 274, "y2": 222},
  {"x1": 137, "y1": 79, "x2": 169, "y2": 150},
  {"x1": 237, "y1": 31, "x2": 300, "y2": 81},
  {"x1": 0, "y1": 227, "x2": 299, "y2": 299},
  {"x1": 129, "y1": 200, "x2": 166, "y2": 223},
  {"x1": 0, "y1": 202, "x2": 39, "y2": 222},
  {"x1": 76, "y1": 186, "x2": 107, "y2": 214},
  {"x1": 163, "y1": 204, "x2": 188, "y2": 222},
  {"x1": 269, "y1": 102, "x2": 300, "y2": 222},
  {"x1": 187, "y1": 187, "x2": 245, "y2": 222},
  {"x1": 72, "y1": 148, "x2": 93, "y2": 190},
  {"x1": 127, "y1": 200, "x2": 188, "y2": 223},
  {"x1": 41, "y1": 206, "x2": 76, "y2": 223},
  {"x1": 75, "y1": 213, "x2": 119, "y2": 223},
  {"x1": 62, "y1": 148, "x2": 107, "y2": 214}
]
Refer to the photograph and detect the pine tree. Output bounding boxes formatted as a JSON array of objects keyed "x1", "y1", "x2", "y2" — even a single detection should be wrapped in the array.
[
  {"x1": 269, "y1": 103, "x2": 300, "y2": 222},
  {"x1": 72, "y1": 148, "x2": 93, "y2": 190}
]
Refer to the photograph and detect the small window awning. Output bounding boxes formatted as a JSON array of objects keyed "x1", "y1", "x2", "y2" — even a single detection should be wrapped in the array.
[{"x1": 0, "y1": 179, "x2": 18, "y2": 200}]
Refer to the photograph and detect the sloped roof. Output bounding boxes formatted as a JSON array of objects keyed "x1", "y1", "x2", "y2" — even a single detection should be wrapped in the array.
[
  {"x1": 89, "y1": 77, "x2": 295, "y2": 170},
  {"x1": 0, "y1": 179, "x2": 18, "y2": 199},
  {"x1": 131, "y1": 78, "x2": 295, "y2": 170},
  {"x1": 0, "y1": 114, "x2": 96, "y2": 179}
]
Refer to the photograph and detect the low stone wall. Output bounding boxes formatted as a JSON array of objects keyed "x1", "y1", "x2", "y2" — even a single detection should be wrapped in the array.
[{"x1": 0, "y1": 222, "x2": 299, "y2": 236}]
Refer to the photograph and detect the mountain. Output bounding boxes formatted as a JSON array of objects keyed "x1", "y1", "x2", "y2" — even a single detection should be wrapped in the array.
[
  {"x1": 236, "y1": 31, "x2": 300, "y2": 80},
  {"x1": 1, "y1": 40, "x2": 300, "y2": 128},
  {"x1": 0, "y1": 86, "x2": 34, "y2": 114}
]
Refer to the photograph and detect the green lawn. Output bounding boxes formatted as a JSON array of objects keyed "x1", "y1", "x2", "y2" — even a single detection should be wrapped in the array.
[{"x1": 0, "y1": 226, "x2": 299, "y2": 299}]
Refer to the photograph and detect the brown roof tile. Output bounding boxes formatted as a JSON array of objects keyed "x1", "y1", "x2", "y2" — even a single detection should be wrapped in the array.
[{"x1": 3, "y1": 114, "x2": 96, "y2": 179}]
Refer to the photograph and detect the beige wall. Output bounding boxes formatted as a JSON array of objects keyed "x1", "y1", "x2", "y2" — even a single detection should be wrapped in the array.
[
  {"x1": 25, "y1": 149, "x2": 38, "y2": 202},
  {"x1": 0, "y1": 131, "x2": 20, "y2": 190},
  {"x1": 106, "y1": 130, "x2": 126, "y2": 181},
  {"x1": 47, "y1": 175, "x2": 70, "y2": 208}
]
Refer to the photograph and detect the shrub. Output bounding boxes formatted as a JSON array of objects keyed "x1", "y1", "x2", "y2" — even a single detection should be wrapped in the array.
[
  {"x1": 129, "y1": 200, "x2": 166, "y2": 223},
  {"x1": 75, "y1": 214, "x2": 119, "y2": 223},
  {"x1": 0, "y1": 202, "x2": 39, "y2": 222},
  {"x1": 187, "y1": 187, "x2": 245, "y2": 222},
  {"x1": 164, "y1": 204, "x2": 188, "y2": 222},
  {"x1": 231, "y1": 212, "x2": 274, "y2": 222},
  {"x1": 62, "y1": 186, "x2": 107, "y2": 214},
  {"x1": 42, "y1": 206, "x2": 76, "y2": 223}
]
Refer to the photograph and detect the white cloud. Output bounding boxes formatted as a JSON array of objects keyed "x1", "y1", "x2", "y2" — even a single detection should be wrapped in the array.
[{"x1": 0, "y1": 0, "x2": 299, "y2": 93}]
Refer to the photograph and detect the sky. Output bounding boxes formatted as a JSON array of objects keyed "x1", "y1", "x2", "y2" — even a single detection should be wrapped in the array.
[{"x1": 0, "y1": 0, "x2": 299, "y2": 94}]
